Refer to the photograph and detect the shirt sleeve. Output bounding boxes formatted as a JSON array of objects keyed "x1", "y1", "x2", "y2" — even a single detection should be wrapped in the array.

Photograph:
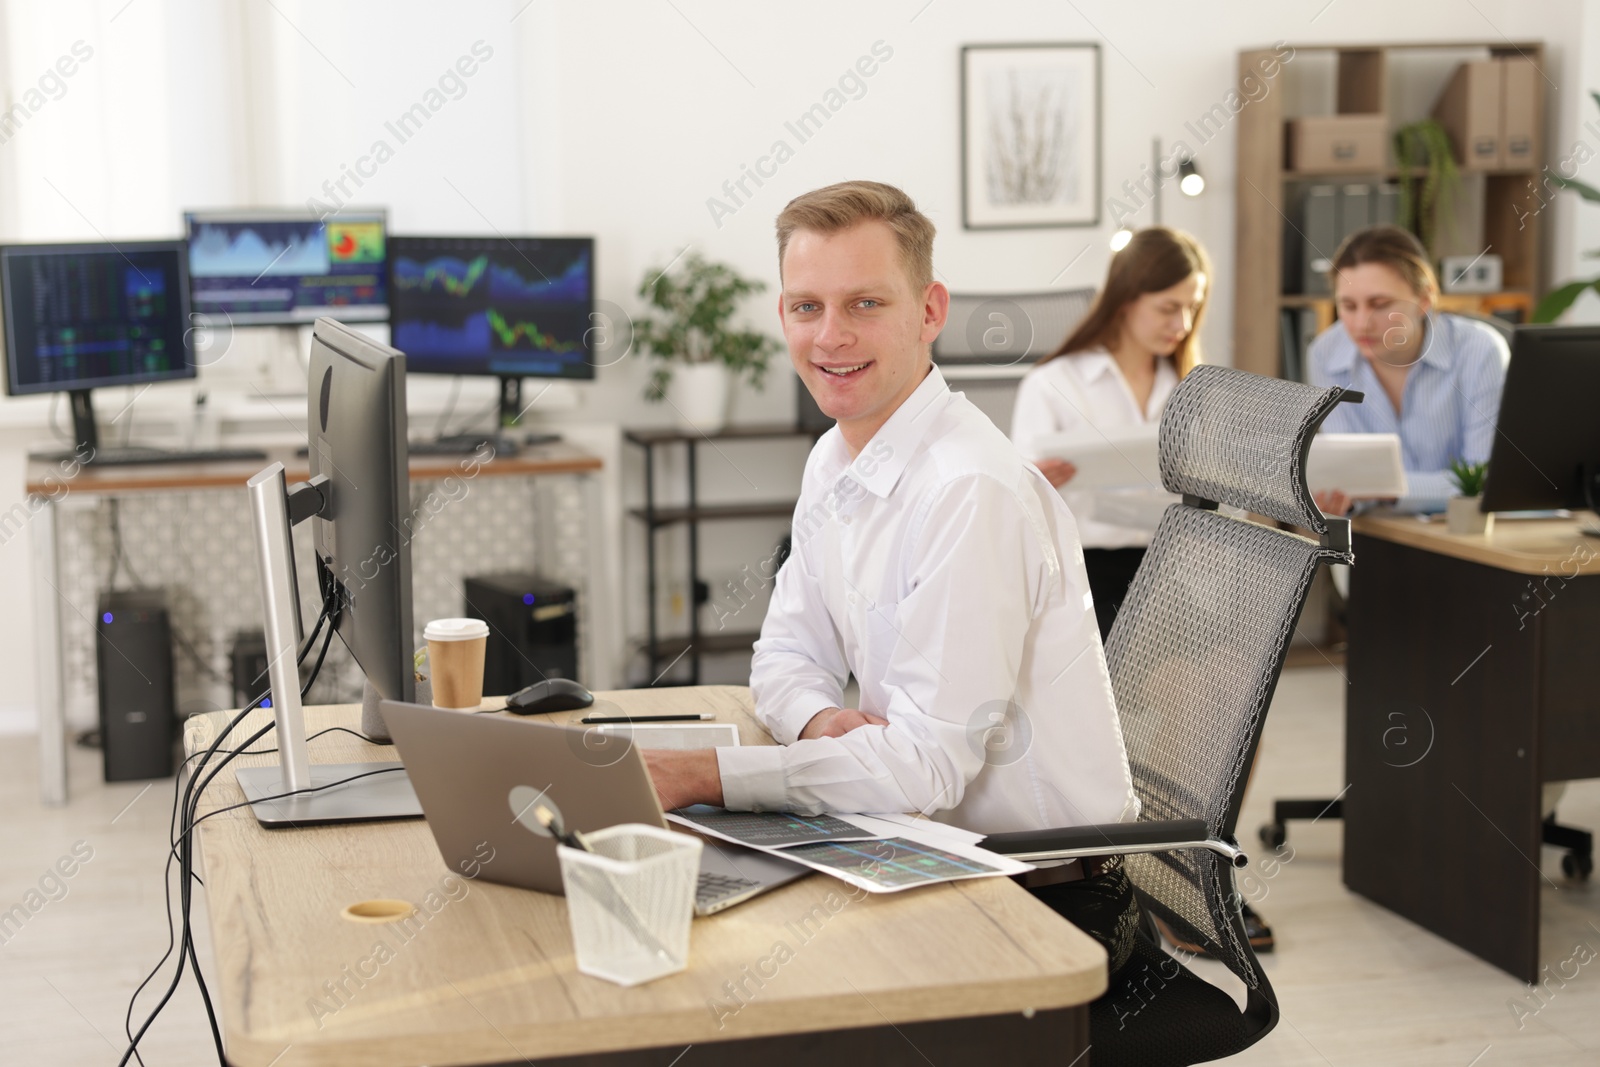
[
  {"x1": 1307, "y1": 327, "x2": 1359, "y2": 433},
  {"x1": 742, "y1": 530, "x2": 849, "y2": 749},
  {"x1": 1398, "y1": 334, "x2": 1508, "y2": 510},
  {"x1": 718, "y1": 473, "x2": 1046, "y2": 816},
  {"x1": 1458, "y1": 334, "x2": 1508, "y2": 466},
  {"x1": 1009, "y1": 369, "x2": 1060, "y2": 460}
]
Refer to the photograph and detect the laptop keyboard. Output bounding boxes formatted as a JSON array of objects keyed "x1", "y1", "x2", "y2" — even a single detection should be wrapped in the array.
[{"x1": 696, "y1": 870, "x2": 762, "y2": 910}]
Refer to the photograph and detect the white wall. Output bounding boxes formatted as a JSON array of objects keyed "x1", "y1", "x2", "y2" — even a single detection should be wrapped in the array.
[{"x1": 1, "y1": 0, "x2": 1597, "y2": 730}]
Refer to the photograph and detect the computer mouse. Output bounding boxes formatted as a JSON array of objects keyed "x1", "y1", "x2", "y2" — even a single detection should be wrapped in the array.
[{"x1": 505, "y1": 678, "x2": 595, "y2": 714}]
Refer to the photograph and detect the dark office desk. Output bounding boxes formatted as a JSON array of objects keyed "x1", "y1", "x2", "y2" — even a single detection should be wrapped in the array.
[{"x1": 1344, "y1": 514, "x2": 1600, "y2": 982}]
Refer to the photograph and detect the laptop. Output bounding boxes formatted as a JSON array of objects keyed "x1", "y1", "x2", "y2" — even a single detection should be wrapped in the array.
[{"x1": 379, "y1": 700, "x2": 809, "y2": 916}]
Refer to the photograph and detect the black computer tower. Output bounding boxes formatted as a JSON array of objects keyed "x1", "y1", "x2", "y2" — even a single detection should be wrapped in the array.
[
  {"x1": 463, "y1": 573, "x2": 579, "y2": 695},
  {"x1": 96, "y1": 590, "x2": 176, "y2": 781},
  {"x1": 231, "y1": 630, "x2": 270, "y2": 709}
]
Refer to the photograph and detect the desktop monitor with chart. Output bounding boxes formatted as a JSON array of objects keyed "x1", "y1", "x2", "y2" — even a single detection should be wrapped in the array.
[
  {"x1": 1, "y1": 240, "x2": 194, "y2": 460},
  {"x1": 184, "y1": 209, "x2": 389, "y2": 325},
  {"x1": 388, "y1": 235, "x2": 594, "y2": 448}
]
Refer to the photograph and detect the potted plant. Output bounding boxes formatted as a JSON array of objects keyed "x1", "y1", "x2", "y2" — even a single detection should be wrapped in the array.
[
  {"x1": 1445, "y1": 457, "x2": 1491, "y2": 536},
  {"x1": 1392, "y1": 118, "x2": 1461, "y2": 259},
  {"x1": 633, "y1": 251, "x2": 782, "y2": 433}
]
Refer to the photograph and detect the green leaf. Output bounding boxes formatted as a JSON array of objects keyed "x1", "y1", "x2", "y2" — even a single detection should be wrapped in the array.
[
  {"x1": 1531, "y1": 277, "x2": 1600, "y2": 324},
  {"x1": 1548, "y1": 174, "x2": 1600, "y2": 203}
]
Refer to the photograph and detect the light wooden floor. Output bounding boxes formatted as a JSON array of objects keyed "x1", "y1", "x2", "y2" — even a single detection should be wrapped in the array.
[{"x1": 2, "y1": 667, "x2": 1597, "y2": 1066}]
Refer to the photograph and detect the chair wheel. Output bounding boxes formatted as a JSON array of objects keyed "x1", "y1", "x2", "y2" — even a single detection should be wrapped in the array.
[
  {"x1": 1259, "y1": 823, "x2": 1287, "y2": 850},
  {"x1": 1562, "y1": 852, "x2": 1593, "y2": 880}
]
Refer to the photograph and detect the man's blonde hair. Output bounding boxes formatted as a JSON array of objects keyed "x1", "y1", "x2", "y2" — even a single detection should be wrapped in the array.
[{"x1": 775, "y1": 180, "x2": 935, "y2": 290}]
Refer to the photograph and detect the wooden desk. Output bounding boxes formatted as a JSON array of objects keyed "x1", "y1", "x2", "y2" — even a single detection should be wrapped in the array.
[
  {"x1": 1343, "y1": 514, "x2": 1600, "y2": 982},
  {"x1": 24, "y1": 442, "x2": 602, "y2": 496},
  {"x1": 187, "y1": 686, "x2": 1105, "y2": 1066},
  {"x1": 33, "y1": 443, "x2": 606, "y2": 807}
]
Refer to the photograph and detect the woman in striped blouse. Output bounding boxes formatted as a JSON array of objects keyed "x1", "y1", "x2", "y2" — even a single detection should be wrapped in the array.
[{"x1": 1309, "y1": 225, "x2": 1508, "y2": 516}]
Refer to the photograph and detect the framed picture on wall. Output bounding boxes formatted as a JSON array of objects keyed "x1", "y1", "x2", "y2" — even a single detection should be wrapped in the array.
[{"x1": 961, "y1": 43, "x2": 1101, "y2": 230}]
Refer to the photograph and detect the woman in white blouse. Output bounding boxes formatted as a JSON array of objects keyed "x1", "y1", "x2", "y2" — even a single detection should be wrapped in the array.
[{"x1": 1010, "y1": 226, "x2": 1210, "y2": 640}]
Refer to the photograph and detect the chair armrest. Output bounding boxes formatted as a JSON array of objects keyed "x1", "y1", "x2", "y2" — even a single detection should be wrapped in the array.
[
  {"x1": 982, "y1": 819, "x2": 1207, "y2": 853},
  {"x1": 980, "y1": 819, "x2": 1248, "y2": 868}
]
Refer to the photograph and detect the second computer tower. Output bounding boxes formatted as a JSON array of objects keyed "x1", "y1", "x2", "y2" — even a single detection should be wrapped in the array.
[
  {"x1": 462, "y1": 573, "x2": 578, "y2": 695},
  {"x1": 96, "y1": 590, "x2": 176, "y2": 781}
]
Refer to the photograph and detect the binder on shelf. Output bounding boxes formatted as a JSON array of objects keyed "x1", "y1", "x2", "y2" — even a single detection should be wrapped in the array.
[
  {"x1": 1375, "y1": 182, "x2": 1400, "y2": 226},
  {"x1": 1302, "y1": 185, "x2": 1338, "y2": 295},
  {"x1": 1280, "y1": 309, "x2": 1301, "y2": 383},
  {"x1": 1296, "y1": 308, "x2": 1322, "y2": 385},
  {"x1": 1339, "y1": 183, "x2": 1372, "y2": 244}
]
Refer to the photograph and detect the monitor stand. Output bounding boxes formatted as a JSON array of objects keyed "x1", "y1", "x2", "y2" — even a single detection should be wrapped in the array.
[
  {"x1": 411, "y1": 376, "x2": 561, "y2": 456},
  {"x1": 28, "y1": 389, "x2": 102, "y2": 463},
  {"x1": 237, "y1": 462, "x2": 421, "y2": 826},
  {"x1": 29, "y1": 388, "x2": 269, "y2": 467}
]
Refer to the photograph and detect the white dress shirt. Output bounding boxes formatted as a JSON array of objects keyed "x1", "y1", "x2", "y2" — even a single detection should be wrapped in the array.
[
  {"x1": 1009, "y1": 349, "x2": 1179, "y2": 549},
  {"x1": 716, "y1": 365, "x2": 1140, "y2": 837}
]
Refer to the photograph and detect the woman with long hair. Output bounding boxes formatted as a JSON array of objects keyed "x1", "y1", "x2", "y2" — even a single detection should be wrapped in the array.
[{"x1": 1010, "y1": 226, "x2": 1209, "y2": 640}]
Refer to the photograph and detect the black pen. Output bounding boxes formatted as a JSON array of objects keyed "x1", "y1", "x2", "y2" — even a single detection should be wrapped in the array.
[{"x1": 581, "y1": 713, "x2": 716, "y2": 724}]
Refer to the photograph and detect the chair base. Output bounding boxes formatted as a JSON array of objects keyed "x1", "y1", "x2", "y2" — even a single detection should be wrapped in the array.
[{"x1": 1261, "y1": 802, "x2": 1593, "y2": 880}]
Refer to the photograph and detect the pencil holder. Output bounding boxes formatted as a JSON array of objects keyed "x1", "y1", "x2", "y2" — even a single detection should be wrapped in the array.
[{"x1": 558, "y1": 824, "x2": 701, "y2": 986}]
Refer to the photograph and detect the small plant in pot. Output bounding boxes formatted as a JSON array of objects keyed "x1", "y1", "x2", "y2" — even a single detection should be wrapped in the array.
[
  {"x1": 1446, "y1": 457, "x2": 1491, "y2": 536},
  {"x1": 633, "y1": 252, "x2": 782, "y2": 433}
]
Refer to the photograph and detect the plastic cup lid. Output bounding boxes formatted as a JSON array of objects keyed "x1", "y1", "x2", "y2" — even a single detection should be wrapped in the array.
[{"x1": 424, "y1": 618, "x2": 490, "y2": 642}]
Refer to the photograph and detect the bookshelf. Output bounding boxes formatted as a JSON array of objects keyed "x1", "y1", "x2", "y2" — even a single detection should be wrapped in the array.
[{"x1": 1234, "y1": 41, "x2": 1547, "y2": 379}]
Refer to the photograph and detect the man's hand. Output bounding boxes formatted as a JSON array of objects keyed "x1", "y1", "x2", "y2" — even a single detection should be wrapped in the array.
[
  {"x1": 799, "y1": 706, "x2": 889, "y2": 740},
  {"x1": 1314, "y1": 488, "x2": 1353, "y2": 517},
  {"x1": 643, "y1": 749, "x2": 723, "y2": 811},
  {"x1": 1035, "y1": 458, "x2": 1077, "y2": 489}
]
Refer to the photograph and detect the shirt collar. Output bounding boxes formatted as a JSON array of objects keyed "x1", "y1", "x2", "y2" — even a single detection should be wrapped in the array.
[
  {"x1": 1074, "y1": 349, "x2": 1116, "y2": 382},
  {"x1": 1324, "y1": 315, "x2": 1449, "y2": 377},
  {"x1": 838, "y1": 363, "x2": 950, "y2": 499}
]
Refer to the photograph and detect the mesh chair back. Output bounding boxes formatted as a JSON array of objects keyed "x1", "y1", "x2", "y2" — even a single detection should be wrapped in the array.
[
  {"x1": 1158, "y1": 366, "x2": 1345, "y2": 532},
  {"x1": 1106, "y1": 366, "x2": 1355, "y2": 997},
  {"x1": 932, "y1": 289, "x2": 1095, "y2": 366}
]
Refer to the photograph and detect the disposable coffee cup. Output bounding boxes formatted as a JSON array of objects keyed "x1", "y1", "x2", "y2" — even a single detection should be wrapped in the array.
[{"x1": 425, "y1": 618, "x2": 490, "y2": 709}]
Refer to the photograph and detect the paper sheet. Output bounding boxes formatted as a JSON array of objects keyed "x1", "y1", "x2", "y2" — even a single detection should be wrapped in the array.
[
  {"x1": 1031, "y1": 424, "x2": 1163, "y2": 490},
  {"x1": 665, "y1": 810, "x2": 1032, "y2": 893},
  {"x1": 1306, "y1": 433, "x2": 1408, "y2": 498}
]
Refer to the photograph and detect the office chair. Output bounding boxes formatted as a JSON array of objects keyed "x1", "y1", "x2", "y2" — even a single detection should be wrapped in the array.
[
  {"x1": 931, "y1": 288, "x2": 1096, "y2": 367},
  {"x1": 980, "y1": 365, "x2": 1361, "y2": 1066}
]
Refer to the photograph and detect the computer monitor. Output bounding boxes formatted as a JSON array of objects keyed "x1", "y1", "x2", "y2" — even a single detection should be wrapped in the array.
[
  {"x1": 1480, "y1": 325, "x2": 1600, "y2": 515},
  {"x1": 238, "y1": 317, "x2": 418, "y2": 825},
  {"x1": 388, "y1": 235, "x2": 594, "y2": 438},
  {"x1": 1, "y1": 240, "x2": 194, "y2": 456},
  {"x1": 307, "y1": 318, "x2": 416, "y2": 705},
  {"x1": 184, "y1": 209, "x2": 388, "y2": 325}
]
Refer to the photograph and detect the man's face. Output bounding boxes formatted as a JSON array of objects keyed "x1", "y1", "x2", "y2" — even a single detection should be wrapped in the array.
[{"x1": 779, "y1": 220, "x2": 947, "y2": 438}]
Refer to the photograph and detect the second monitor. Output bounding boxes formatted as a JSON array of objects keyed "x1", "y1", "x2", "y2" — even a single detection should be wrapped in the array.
[{"x1": 390, "y1": 236, "x2": 594, "y2": 445}]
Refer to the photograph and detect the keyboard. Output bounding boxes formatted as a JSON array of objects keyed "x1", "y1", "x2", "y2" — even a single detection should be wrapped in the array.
[
  {"x1": 408, "y1": 432, "x2": 563, "y2": 456},
  {"x1": 47, "y1": 447, "x2": 270, "y2": 467},
  {"x1": 695, "y1": 870, "x2": 764, "y2": 914}
]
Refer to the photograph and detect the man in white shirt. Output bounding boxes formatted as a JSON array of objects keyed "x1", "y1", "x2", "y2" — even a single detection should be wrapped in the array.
[{"x1": 644, "y1": 182, "x2": 1140, "y2": 941}]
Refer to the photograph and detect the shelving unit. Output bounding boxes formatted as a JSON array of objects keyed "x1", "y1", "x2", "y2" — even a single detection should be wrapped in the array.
[
  {"x1": 1235, "y1": 40, "x2": 1547, "y2": 378},
  {"x1": 625, "y1": 423, "x2": 822, "y2": 685}
]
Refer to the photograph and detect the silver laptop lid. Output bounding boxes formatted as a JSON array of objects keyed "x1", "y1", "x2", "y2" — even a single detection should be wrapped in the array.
[{"x1": 379, "y1": 700, "x2": 666, "y2": 895}]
